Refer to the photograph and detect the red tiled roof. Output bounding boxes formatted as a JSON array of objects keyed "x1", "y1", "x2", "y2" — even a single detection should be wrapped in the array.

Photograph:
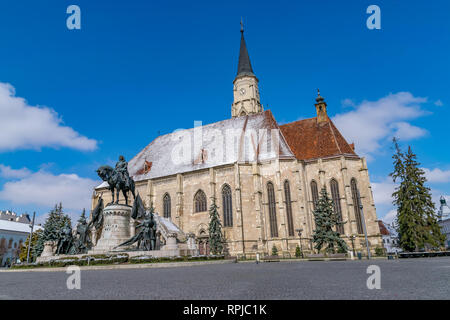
[
  {"x1": 378, "y1": 220, "x2": 390, "y2": 236},
  {"x1": 279, "y1": 117, "x2": 357, "y2": 161}
]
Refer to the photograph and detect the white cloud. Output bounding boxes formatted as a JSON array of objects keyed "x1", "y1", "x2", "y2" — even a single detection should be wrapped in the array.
[
  {"x1": 0, "y1": 169, "x2": 98, "y2": 211},
  {"x1": 333, "y1": 92, "x2": 428, "y2": 158},
  {"x1": 371, "y1": 178, "x2": 397, "y2": 224},
  {"x1": 434, "y1": 99, "x2": 443, "y2": 107},
  {"x1": 341, "y1": 98, "x2": 355, "y2": 107},
  {"x1": 383, "y1": 209, "x2": 397, "y2": 224},
  {"x1": 372, "y1": 178, "x2": 396, "y2": 206},
  {"x1": 422, "y1": 168, "x2": 450, "y2": 183},
  {"x1": 389, "y1": 122, "x2": 427, "y2": 140},
  {"x1": 0, "y1": 82, "x2": 97, "y2": 152},
  {"x1": 0, "y1": 164, "x2": 31, "y2": 179},
  {"x1": 430, "y1": 187, "x2": 450, "y2": 209}
]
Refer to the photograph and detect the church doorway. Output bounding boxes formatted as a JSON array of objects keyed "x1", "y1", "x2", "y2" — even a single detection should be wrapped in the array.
[{"x1": 197, "y1": 229, "x2": 209, "y2": 255}]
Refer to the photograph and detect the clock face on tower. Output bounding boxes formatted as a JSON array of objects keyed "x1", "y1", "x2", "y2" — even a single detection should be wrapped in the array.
[{"x1": 239, "y1": 88, "x2": 246, "y2": 95}]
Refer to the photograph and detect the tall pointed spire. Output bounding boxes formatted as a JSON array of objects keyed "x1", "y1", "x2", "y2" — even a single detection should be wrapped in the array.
[
  {"x1": 236, "y1": 19, "x2": 254, "y2": 77},
  {"x1": 232, "y1": 20, "x2": 262, "y2": 118}
]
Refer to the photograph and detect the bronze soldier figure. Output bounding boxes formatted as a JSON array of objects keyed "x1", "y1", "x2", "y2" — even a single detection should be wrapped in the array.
[{"x1": 55, "y1": 221, "x2": 73, "y2": 255}]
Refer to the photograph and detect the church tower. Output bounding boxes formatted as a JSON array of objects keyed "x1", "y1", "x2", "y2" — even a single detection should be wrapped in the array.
[
  {"x1": 231, "y1": 22, "x2": 263, "y2": 118},
  {"x1": 315, "y1": 89, "x2": 328, "y2": 124}
]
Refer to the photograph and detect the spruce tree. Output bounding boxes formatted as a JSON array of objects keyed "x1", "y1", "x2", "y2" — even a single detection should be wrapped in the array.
[
  {"x1": 390, "y1": 139, "x2": 445, "y2": 251},
  {"x1": 312, "y1": 187, "x2": 348, "y2": 254},
  {"x1": 271, "y1": 244, "x2": 279, "y2": 256},
  {"x1": 295, "y1": 245, "x2": 302, "y2": 258},
  {"x1": 208, "y1": 198, "x2": 224, "y2": 255},
  {"x1": 78, "y1": 209, "x2": 86, "y2": 224},
  {"x1": 35, "y1": 203, "x2": 72, "y2": 257}
]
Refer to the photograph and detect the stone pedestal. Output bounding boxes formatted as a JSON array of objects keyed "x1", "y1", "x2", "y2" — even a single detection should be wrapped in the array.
[
  {"x1": 129, "y1": 218, "x2": 136, "y2": 238},
  {"x1": 40, "y1": 241, "x2": 56, "y2": 257},
  {"x1": 90, "y1": 204, "x2": 132, "y2": 253},
  {"x1": 187, "y1": 233, "x2": 197, "y2": 250},
  {"x1": 164, "y1": 232, "x2": 178, "y2": 251}
]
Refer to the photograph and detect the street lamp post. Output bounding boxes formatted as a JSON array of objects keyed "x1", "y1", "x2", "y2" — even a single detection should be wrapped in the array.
[
  {"x1": 26, "y1": 212, "x2": 35, "y2": 264},
  {"x1": 295, "y1": 228, "x2": 303, "y2": 258},
  {"x1": 356, "y1": 189, "x2": 371, "y2": 259},
  {"x1": 350, "y1": 234, "x2": 356, "y2": 257}
]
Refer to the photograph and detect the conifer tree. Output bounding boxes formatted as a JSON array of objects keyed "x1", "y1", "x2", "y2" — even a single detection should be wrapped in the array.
[
  {"x1": 78, "y1": 208, "x2": 86, "y2": 223},
  {"x1": 208, "y1": 198, "x2": 224, "y2": 255},
  {"x1": 295, "y1": 245, "x2": 302, "y2": 258},
  {"x1": 19, "y1": 229, "x2": 43, "y2": 263},
  {"x1": 390, "y1": 138, "x2": 445, "y2": 251},
  {"x1": 35, "y1": 203, "x2": 72, "y2": 257},
  {"x1": 312, "y1": 187, "x2": 347, "y2": 254},
  {"x1": 271, "y1": 244, "x2": 279, "y2": 256}
]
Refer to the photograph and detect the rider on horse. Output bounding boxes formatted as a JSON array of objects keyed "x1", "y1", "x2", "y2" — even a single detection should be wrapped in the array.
[
  {"x1": 115, "y1": 155, "x2": 131, "y2": 189},
  {"x1": 96, "y1": 155, "x2": 136, "y2": 205}
]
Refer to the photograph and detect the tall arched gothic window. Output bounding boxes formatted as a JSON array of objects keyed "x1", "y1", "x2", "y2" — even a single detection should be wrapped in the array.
[
  {"x1": 310, "y1": 180, "x2": 319, "y2": 210},
  {"x1": 194, "y1": 190, "x2": 207, "y2": 213},
  {"x1": 222, "y1": 184, "x2": 233, "y2": 227},
  {"x1": 267, "y1": 182, "x2": 278, "y2": 237},
  {"x1": 330, "y1": 179, "x2": 344, "y2": 234},
  {"x1": 284, "y1": 180, "x2": 295, "y2": 237},
  {"x1": 351, "y1": 178, "x2": 364, "y2": 234},
  {"x1": 163, "y1": 193, "x2": 171, "y2": 218}
]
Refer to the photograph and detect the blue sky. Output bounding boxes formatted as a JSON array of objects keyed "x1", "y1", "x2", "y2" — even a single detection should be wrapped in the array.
[{"x1": 0, "y1": 0, "x2": 449, "y2": 224}]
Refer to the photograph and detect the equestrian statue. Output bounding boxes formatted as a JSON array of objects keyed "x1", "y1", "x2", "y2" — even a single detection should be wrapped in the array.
[{"x1": 96, "y1": 155, "x2": 136, "y2": 205}]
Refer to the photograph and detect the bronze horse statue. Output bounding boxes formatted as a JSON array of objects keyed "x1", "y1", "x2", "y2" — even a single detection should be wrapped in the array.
[{"x1": 96, "y1": 165, "x2": 136, "y2": 205}]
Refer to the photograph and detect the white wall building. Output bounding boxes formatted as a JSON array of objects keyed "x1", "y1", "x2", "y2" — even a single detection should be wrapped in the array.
[
  {"x1": 378, "y1": 220, "x2": 402, "y2": 254},
  {"x1": 0, "y1": 211, "x2": 43, "y2": 266}
]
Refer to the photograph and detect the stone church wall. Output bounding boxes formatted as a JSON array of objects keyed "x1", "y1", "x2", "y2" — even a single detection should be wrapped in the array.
[{"x1": 92, "y1": 155, "x2": 381, "y2": 257}]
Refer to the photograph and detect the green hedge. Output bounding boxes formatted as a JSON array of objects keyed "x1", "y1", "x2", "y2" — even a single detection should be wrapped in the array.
[
  {"x1": 12, "y1": 254, "x2": 225, "y2": 269},
  {"x1": 129, "y1": 255, "x2": 224, "y2": 264}
]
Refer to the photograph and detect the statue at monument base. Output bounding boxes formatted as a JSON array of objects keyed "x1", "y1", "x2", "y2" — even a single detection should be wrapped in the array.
[
  {"x1": 55, "y1": 221, "x2": 74, "y2": 255},
  {"x1": 40, "y1": 241, "x2": 56, "y2": 257},
  {"x1": 36, "y1": 156, "x2": 198, "y2": 262}
]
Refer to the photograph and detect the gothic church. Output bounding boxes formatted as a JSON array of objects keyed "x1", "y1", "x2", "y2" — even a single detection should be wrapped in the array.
[{"x1": 93, "y1": 26, "x2": 382, "y2": 257}]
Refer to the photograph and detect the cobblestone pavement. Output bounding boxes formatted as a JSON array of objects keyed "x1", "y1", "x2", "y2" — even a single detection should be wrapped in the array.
[{"x1": 1, "y1": 258, "x2": 449, "y2": 299}]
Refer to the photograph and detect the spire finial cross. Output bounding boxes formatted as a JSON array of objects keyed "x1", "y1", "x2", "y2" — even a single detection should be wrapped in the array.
[
  {"x1": 240, "y1": 17, "x2": 244, "y2": 33},
  {"x1": 316, "y1": 88, "x2": 325, "y2": 103}
]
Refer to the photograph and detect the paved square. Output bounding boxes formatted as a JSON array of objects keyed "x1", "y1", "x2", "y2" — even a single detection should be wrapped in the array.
[{"x1": 1, "y1": 258, "x2": 449, "y2": 299}]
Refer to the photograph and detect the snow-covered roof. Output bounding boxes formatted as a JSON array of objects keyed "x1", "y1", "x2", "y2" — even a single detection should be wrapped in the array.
[
  {"x1": 0, "y1": 211, "x2": 31, "y2": 223},
  {"x1": 156, "y1": 214, "x2": 181, "y2": 233},
  {"x1": 0, "y1": 219, "x2": 43, "y2": 234},
  {"x1": 96, "y1": 111, "x2": 295, "y2": 188}
]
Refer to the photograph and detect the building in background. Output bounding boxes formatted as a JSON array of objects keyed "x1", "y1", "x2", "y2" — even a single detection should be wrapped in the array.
[
  {"x1": 378, "y1": 220, "x2": 402, "y2": 254},
  {"x1": 0, "y1": 211, "x2": 42, "y2": 266}
]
